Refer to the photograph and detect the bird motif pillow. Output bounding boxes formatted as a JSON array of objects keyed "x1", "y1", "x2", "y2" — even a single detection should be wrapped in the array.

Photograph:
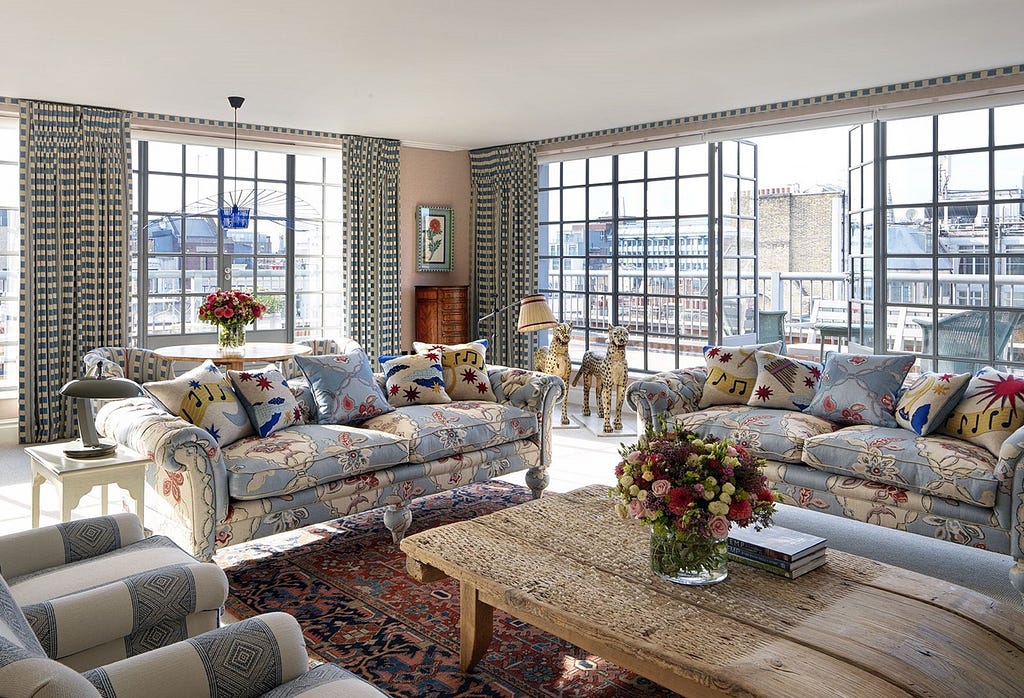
[
  {"x1": 894, "y1": 371, "x2": 971, "y2": 436},
  {"x1": 381, "y1": 353, "x2": 451, "y2": 406},
  {"x1": 228, "y1": 366, "x2": 303, "y2": 437},
  {"x1": 144, "y1": 360, "x2": 254, "y2": 446},
  {"x1": 412, "y1": 340, "x2": 496, "y2": 401}
]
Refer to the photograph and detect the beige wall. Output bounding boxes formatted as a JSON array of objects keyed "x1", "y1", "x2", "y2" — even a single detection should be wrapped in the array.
[{"x1": 398, "y1": 146, "x2": 471, "y2": 348}]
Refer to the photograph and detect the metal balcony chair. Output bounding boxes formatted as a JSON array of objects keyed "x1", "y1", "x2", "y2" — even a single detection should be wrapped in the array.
[{"x1": 913, "y1": 309, "x2": 1023, "y2": 374}]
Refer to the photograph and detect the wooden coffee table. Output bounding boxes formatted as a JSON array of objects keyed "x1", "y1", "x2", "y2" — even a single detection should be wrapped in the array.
[{"x1": 400, "y1": 485, "x2": 1024, "y2": 697}]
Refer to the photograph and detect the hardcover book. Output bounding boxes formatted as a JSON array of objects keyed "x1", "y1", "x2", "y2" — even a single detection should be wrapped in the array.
[
  {"x1": 727, "y1": 551, "x2": 828, "y2": 579},
  {"x1": 727, "y1": 546, "x2": 826, "y2": 572},
  {"x1": 728, "y1": 524, "x2": 827, "y2": 562}
]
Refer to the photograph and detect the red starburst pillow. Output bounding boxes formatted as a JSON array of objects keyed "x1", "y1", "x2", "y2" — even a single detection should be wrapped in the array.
[
  {"x1": 746, "y1": 351, "x2": 822, "y2": 412},
  {"x1": 412, "y1": 341, "x2": 496, "y2": 402},
  {"x1": 938, "y1": 367, "x2": 1024, "y2": 455}
]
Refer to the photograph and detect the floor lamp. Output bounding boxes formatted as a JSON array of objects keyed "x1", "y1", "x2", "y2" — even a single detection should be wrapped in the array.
[{"x1": 477, "y1": 294, "x2": 558, "y2": 365}]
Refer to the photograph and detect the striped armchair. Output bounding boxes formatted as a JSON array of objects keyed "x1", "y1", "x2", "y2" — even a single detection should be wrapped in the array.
[{"x1": 82, "y1": 347, "x2": 176, "y2": 383}]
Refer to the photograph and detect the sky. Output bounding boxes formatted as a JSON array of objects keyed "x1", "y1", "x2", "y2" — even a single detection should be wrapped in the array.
[{"x1": 751, "y1": 126, "x2": 849, "y2": 191}]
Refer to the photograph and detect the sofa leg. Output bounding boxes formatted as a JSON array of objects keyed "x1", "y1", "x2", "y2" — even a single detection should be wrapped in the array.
[
  {"x1": 383, "y1": 504, "x2": 412, "y2": 543},
  {"x1": 525, "y1": 467, "x2": 549, "y2": 499},
  {"x1": 1009, "y1": 561, "x2": 1024, "y2": 595}
]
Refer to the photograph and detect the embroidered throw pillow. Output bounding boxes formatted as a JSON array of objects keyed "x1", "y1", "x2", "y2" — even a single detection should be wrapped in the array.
[
  {"x1": 938, "y1": 367, "x2": 1024, "y2": 455},
  {"x1": 746, "y1": 351, "x2": 822, "y2": 411},
  {"x1": 894, "y1": 371, "x2": 972, "y2": 436},
  {"x1": 228, "y1": 366, "x2": 303, "y2": 437},
  {"x1": 412, "y1": 340, "x2": 497, "y2": 401},
  {"x1": 295, "y1": 350, "x2": 393, "y2": 425},
  {"x1": 144, "y1": 360, "x2": 254, "y2": 446},
  {"x1": 381, "y1": 353, "x2": 451, "y2": 407},
  {"x1": 805, "y1": 352, "x2": 916, "y2": 428},
  {"x1": 699, "y1": 341, "x2": 783, "y2": 408}
]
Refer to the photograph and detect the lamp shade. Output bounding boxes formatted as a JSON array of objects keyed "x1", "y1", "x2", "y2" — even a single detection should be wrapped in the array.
[
  {"x1": 60, "y1": 375, "x2": 144, "y2": 400},
  {"x1": 516, "y1": 294, "x2": 558, "y2": 333}
]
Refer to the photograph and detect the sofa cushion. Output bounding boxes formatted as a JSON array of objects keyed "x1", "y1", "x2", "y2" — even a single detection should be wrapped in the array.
[
  {"x1": 381, "y1": 353, "x2": 451, "y2": 407},
  {"x1": 295, "y1": 351, "x2": 393, "y2": 425},
  {"x1": 360, "y1": 401, "x2": 538, "y2": 463},
  {"x1": 895, "y1": 371, "x2": 972, "y2": 436},
  {"x1": 747, "y1": 351, "x2": 822, "y2": 411},
  {"x1": 144, "y1": 360, "x2": 254, "y2": 446},
  {"x1": 800, "y1": 424, "x2": 1000, "y2": 507},
  {"x1": 805, "y1": 352, "x2": 916, "y2": 428},
  {"x1": 699, "y1": 342, "x2": 782, "y2": 408},
  {"x1": 221, "y1": 425, "x2": 410, "y2": 500},
  {"x1": 938, "y1": 367, "x2": 1024, "y2": 456},
  {"x1": 670, "y1": 405, "x2": 837, "y2": 464},
  {"x1": 413, "y1": 341, "x2": 497, "y2": 401},
  {"x1": 228, "y1": 366, "x2": 303, "y2": 437}
]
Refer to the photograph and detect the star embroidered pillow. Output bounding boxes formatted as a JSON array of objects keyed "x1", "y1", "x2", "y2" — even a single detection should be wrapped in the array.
[
  {"x1": 412, "y1": 340, "x2": 497, "y2": 401},
  {"x1": 746, "y1": 352, "x2": 822, "y2": 411},
  {"x1": 294, "y1": 351, "x2": 393, "y2": 425},
  {"x1": 805, "y1": 352, "x2": 916, "y2": 428},
  {"x1": 938, "y1": 367, "x2": 1024, "y2": 455},
  {"x1": 227, "y1": 366, "x2": 303, "y2": 437},
  {"x1": 143, "y1": 360, "x2": 254, "y2": 446},
  {"x1": 381, "y1": 353, "x2": 451, "y2": 407},
  {"x1": 894, "y1": 371, "x2": 972, "y2": 436},
  {"x1": 699, "y1": 341, "x2": 783, "y2": 408}
]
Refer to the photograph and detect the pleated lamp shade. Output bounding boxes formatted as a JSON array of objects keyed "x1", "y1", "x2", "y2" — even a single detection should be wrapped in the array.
[{"x1": 516, "y1": 294, "x2": 558, "y2": 333}]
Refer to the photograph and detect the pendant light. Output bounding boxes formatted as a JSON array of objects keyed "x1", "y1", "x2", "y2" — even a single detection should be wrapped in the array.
[{"x1": 219, "y1": 95, "x2": 251, "y2": 229}]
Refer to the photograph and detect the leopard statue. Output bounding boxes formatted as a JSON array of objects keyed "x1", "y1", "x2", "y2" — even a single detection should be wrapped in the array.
[
  {"x1": 572, "y1": 325, "x2": 630, "y2": 432},
  {"x1": 537, "y1": 322, "x2": 573, "y2": 425}
]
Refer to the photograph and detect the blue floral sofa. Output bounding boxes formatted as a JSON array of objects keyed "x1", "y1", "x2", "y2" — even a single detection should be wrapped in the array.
[
  {"x1": 626, "y1": 360, "x2": 1024, "y2": 593},
  {"x1": 95, "y1": 345, "x2": 564, "y2": 561}
]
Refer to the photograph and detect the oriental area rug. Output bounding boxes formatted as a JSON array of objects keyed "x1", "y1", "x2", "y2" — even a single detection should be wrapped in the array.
[{"x1": 219, "y1": 481, "x2": 675, "y2": 698}]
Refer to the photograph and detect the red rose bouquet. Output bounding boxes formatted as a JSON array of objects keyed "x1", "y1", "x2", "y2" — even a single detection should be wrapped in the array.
[{"x1": 198, "y1": 289, "x2": 267, "y2": 329}]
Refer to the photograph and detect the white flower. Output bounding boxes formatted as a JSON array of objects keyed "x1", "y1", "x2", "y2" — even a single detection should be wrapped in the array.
[
  {"x1": 721, "y1": 482, "x2": 736, "y2": 495},
  {"x1": 708, "y1": 501, "x2": 729, "y2": 516}
]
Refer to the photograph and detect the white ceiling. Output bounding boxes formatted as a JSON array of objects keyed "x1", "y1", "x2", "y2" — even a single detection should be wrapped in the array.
[{"x1": 4, "y1": 0, "x2": 1024, "y2": 150}]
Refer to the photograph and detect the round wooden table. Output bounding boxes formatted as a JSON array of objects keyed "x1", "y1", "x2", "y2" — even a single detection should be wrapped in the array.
[{"x1": 153, "y1": 342, "x2": 313, "y2": 372}]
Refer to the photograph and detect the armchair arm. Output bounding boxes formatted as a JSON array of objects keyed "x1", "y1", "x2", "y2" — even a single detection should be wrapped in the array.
[
  {"x1": 21, "y1": 561, "x2": 228, "y2": 661},
  {"x1": 0, "y1": 514, "x2": 144, "y2": 579},
  {"x1": 625, "y1": 366, "x2": 708, "y2": 429},
  {"x1": 97, "y1": 398, "x2": 229, "y2": 560},
  {"x1": 82, "y1": 613, "x2": 309, "y2": 698}
]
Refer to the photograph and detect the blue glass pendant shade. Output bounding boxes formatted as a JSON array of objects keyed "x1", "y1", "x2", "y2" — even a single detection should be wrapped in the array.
[{"x1": 219, "y1": 204, "x2": 251, "y2": 229}]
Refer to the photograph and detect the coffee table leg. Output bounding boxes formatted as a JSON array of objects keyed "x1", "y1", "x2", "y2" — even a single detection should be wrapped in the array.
[{"x1": 459, "y1": 581, "x2": 493, "y2": 671}]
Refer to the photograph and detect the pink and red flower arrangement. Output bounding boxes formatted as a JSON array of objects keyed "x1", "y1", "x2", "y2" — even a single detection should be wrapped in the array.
[
  {"x1": 198, "y1": 289, "x2": 267, "y2": 329},
  {"x1": 612, "y1": 425, "x2": 777, "y2": 539}
]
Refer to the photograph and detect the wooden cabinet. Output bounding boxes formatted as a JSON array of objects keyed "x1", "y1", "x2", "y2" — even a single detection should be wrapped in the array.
[{"x1": 415, "y1": 285, "x2": 468, "y2": 345}]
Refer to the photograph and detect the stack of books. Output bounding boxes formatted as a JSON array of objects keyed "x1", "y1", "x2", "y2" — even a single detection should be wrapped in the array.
[{"x1": 727, "y1": 524, "x2": 828, "y2": 579}]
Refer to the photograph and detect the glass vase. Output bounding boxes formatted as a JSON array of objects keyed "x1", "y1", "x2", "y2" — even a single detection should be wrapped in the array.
[
  {"x1": 217, "y1": 324, "x2": 246, "y2": 357},
  {"x1": 650, "y1": 528, "x2": 728, "y2": 586}
]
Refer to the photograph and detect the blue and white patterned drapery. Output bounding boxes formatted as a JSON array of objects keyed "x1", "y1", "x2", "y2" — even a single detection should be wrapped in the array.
[
  {"x1": 470, "y1": 143, "x2": 539, "y2": 368},
  {"x1": 341, "y1": 136, "x2": 401, "y2": 362},
  {"x1": 19, "y1": 101, "x2": 131, "y2": 443}
]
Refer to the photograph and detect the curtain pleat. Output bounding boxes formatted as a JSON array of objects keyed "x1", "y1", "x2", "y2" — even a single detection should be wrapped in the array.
[
  {"x1": 341, "y1": 135, "x2": 401, "y2": 361},
  {"x1": 470, "y1": 142, "x2": 538, "y2": 367},
  {"x1": 19, "y1": 101, "x2": 130, "y2": 443}
]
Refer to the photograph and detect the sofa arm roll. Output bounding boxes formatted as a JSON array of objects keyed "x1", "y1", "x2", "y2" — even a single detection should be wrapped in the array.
[
  {"x1": 996, "y1": 423, "x2": 1024, "y2": 482},
  {"x1": 488, "y1": 366, "x2": 566, "y2": 412},
  {"x1": 82, "y1": 613, "x2": 309, "y2": 698},
  {"x1": 0, "y1": 514, "x2": 144, "y2": 579},
  {"x1": 625, "y1": 366, "x2": 708, "y2": 428}
]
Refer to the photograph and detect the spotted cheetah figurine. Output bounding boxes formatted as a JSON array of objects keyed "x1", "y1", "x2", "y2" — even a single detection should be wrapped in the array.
[
  {"x1": 572, "y1": 325, "x2": 630, "y2": 432},
  {"x1": 541, "y1": 323, "x2": 573, "y2": 425}
]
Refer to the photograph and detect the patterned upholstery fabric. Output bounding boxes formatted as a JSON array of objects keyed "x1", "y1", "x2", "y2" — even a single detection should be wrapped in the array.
[
  {"x1": 221, "y1": 425, "x2": 410, "y2": 500},
  {"x1": 360, "y1": 401, "x2": 539, "y2": 464},
  {"x1": 145, "y1": 360, "x2": 254, "y2": 446},
  {"x1": 83, "y1": 347, "x2": 176, "y2": 383},
  {"x1": 669, "y1": 404, "x2": 837, "y2": 464},
  {"x1": 280, "y1": 337, "x2": 363, "y2": 380},
  {"x1": 626, "y1": 367, "x2": 708, "y2": 425},
  {"x1": 894, "y1": 371, "x2": 972, "y2": 436},
  {"x1": 412, "y1": 341, "x2": 497, "y2": 401},
  {"x1": 295, "y1": 351, "x2": 393, "y2": 425},
  {"x1": 699, "y1": 342, "x2": 783, "y2": 408},
  {"x1": 805, "y1": 352, "x2": 916, "y2": 428},
  {"x1": 96, "y1": 367, "x2": 564, "y2": 560},
  {"x1": 801, "y1": 425, "x2": 1000, "y2": 507},
  {"x1": 938, "y1": 367, "x2": 1024, "y2": 456},
  {"x1": 381, "y1": 353, "x2": 451, "y2": 406},
  {"x1": 228, "y1": 366, "x2": 303, "y2": 437},
  {"x1": 747, "y1": 351, "x2": 822, "y2": 411}
]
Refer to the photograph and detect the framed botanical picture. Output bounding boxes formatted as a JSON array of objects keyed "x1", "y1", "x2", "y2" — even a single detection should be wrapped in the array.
[{"x1": 417, "y1": 205, "x2": 454, "y2": 272}]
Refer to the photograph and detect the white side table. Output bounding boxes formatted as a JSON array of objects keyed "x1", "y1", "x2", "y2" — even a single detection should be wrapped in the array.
[{"x1": 26, "y1": 442, "x2": 149, "y2": 528}]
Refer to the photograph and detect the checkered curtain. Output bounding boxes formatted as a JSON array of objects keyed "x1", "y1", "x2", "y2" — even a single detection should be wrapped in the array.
[
  {"x1": 19, "y1": 101, "x2": 130, "y2": 443},
  {"x1": 341, "y1": 136, "x2": 401, "y2": 361},
  {"x1": 470, "y1": 143, "x2": 539, "y2": 367}
]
